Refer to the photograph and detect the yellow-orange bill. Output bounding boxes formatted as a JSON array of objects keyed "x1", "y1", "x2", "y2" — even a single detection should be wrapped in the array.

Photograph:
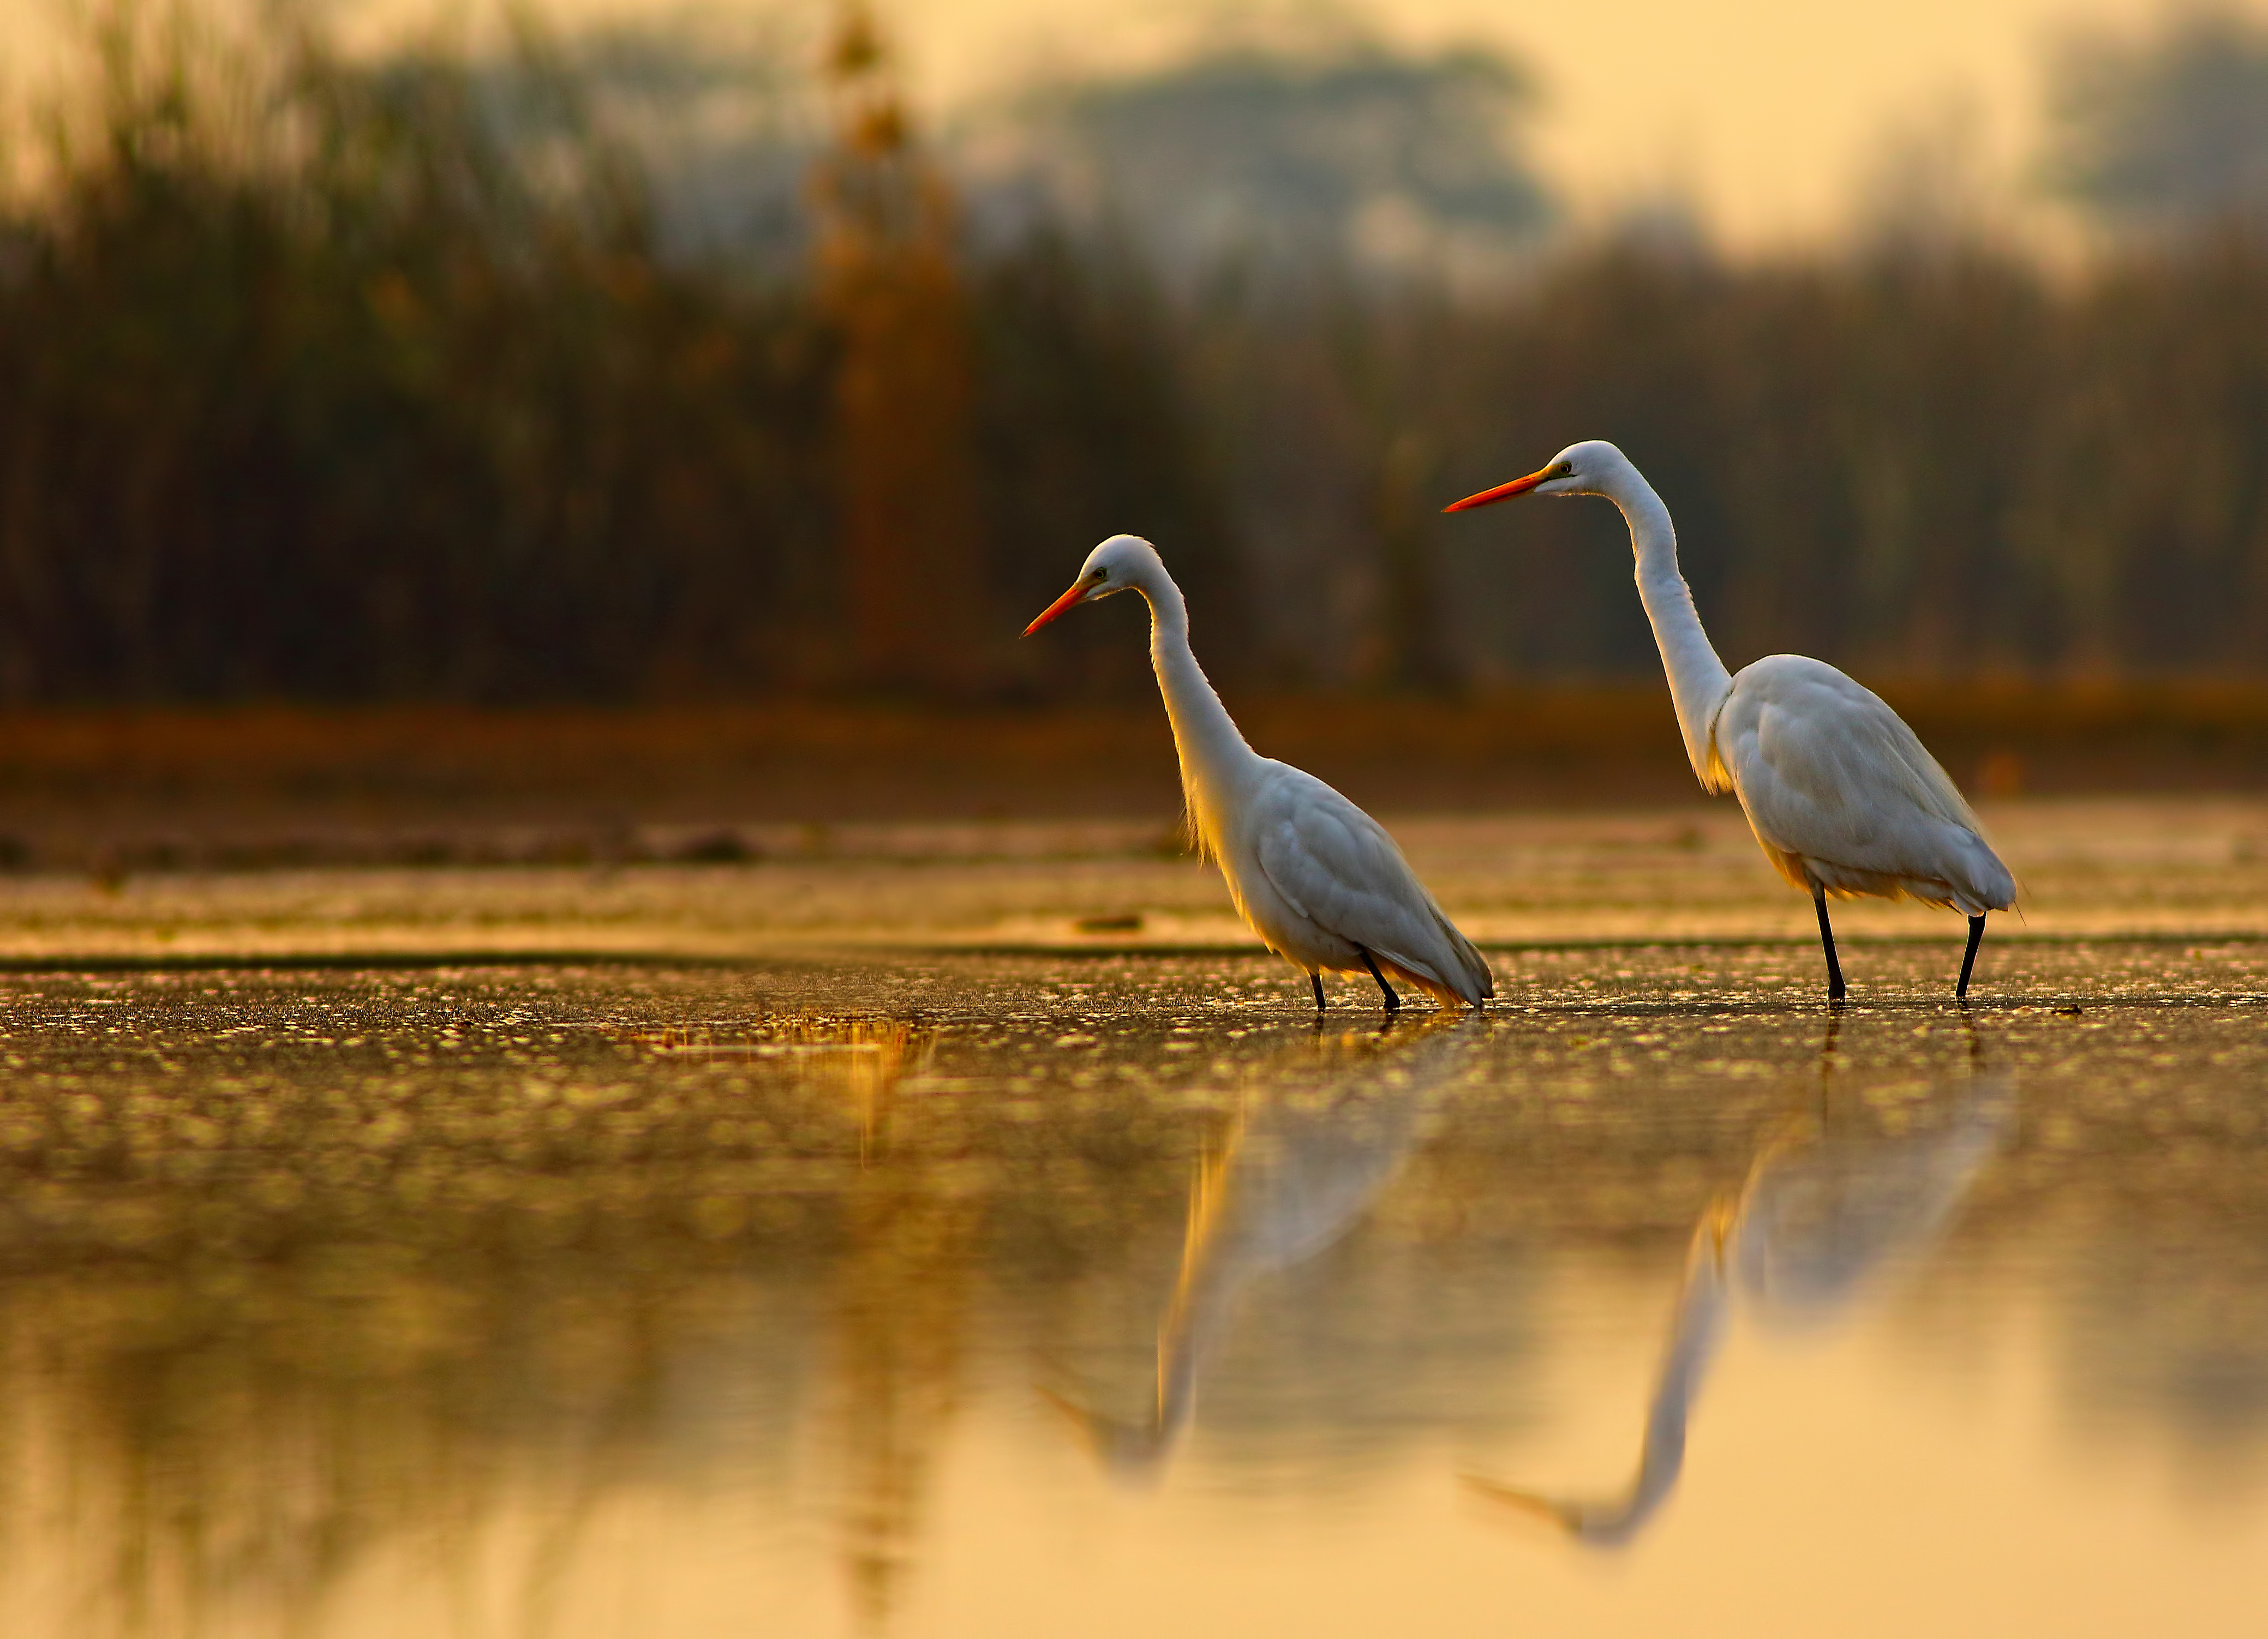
[
  {"x1": 1022, "y1": 580, "x2": 1090, "y2": 636},
  {"x1": 1442, "y1": 466, "x2": 1552, "y2": 512}
]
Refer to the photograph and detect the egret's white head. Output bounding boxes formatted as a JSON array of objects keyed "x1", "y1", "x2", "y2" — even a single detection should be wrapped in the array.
[
  {"x1": 1442, "y1": 440, "x2": 1629, "y2": 510},
  {"x1": 1022, "y1": 533, "x2": 1159, "y2": 636}
]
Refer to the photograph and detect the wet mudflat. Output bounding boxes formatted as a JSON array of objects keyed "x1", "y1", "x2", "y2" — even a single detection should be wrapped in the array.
[
  {"x1": 2, "y1": 796, "x2": 2265, "y2": 963},
  {"x1": 0, "y1": 942, "x2": 2258, "y2": 1636}
]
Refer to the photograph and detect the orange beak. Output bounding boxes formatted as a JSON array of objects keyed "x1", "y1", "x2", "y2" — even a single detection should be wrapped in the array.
[
  {"x1": 1022, "y1": 577, "x2": 1094, "y2": 637},
  {"x1": 1443, "y1": 465, "x2": 1554, "y2": 513}
]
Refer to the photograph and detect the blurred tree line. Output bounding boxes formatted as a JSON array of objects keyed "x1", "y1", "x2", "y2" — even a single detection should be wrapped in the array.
[
  {"x1": 0, "y1": 4, "x2": 2264, "y2": 704},
  {"x1": 0, "y1": 5, "x2": 1231, "y2": 701}
]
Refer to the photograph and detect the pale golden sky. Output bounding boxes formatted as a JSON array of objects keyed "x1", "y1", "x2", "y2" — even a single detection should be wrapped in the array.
[
  {"x1": 5, "y1": 0, "x2": 2239, "y2": 244},
  {"x1": 881, "y1": 0, "x2": 2181, "y2": 245}
]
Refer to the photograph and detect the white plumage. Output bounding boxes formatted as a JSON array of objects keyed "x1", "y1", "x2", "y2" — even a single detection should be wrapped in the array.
[
  {"x1": 1024, "y1": 534, "x2": 1492, "y2": 1011},
  {"x1": 1714, "y1": 655, "x2": 2015, "y2": 915},
  {"x1": 1447, "y1": 441, "x2": 2014, "y2": 999}
]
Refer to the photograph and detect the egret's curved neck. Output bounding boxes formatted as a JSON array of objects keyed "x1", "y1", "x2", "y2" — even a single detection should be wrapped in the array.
[
  {"x1": 1137, "y1": 568, "x2": 1259, "y2": 842},
  {"x1": 1605, "y1": 469, "x2": 1733, "y2": 785}
]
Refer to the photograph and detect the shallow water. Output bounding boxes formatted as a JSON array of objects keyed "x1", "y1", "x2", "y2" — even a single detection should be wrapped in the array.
[{"x1": 0, "y1": 944, "x2": 2263, "y2": 1637}]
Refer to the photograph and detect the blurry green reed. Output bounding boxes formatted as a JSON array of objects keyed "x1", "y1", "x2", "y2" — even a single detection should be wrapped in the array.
[{"x1": 1, "y1": 6, "x2": 2265, "y2": 704}]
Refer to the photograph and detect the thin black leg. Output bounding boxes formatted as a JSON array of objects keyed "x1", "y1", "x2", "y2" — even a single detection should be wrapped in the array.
[
  {"x1": 1355, "y1": 947, "x2": 1401, "y2": 1013},
  {"x1": 1814, "y1": 889, "x2": 1847, "y2": 1002},
  {"x1": 1310, "y1": 972, "x2": 1326, "y2": 1012},
  {"x1": 1956, "y1": 914, "x2": 1985, "y2": 1000}
]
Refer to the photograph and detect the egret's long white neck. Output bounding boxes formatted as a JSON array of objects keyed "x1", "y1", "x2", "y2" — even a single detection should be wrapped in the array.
[
  {"x1": 1135, "y1": 565, "x2": 1259, "y2": 850},
  {"x1": 1602, "y1": 465, "x2": 1734, "y2": 787}
]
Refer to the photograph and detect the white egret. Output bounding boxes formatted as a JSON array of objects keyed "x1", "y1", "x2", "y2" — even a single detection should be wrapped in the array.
[
  {"x1": 1024, "y1": 535, "x2": 1492, "y2": 1011},
  {"x1": 1446, "y1": 442, "x2": 2014, "y2": 1000}
]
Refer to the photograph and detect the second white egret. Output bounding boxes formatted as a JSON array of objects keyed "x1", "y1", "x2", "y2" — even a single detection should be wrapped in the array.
[
  {"x1": 1024, "y1": 535, "x2": 1492, "y2": 1012},
  {"x1": 1446, "y1": 442, "x2": 2014, "y2": 1001}
]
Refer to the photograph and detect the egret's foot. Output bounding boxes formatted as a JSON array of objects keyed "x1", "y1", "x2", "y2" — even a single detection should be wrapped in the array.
[
  {"x1": 1355, "y1": 947, "x2": 1401, "y2": 1013},
  {"x1": 1814, "y1": 890, "x2": 1847, "y2": 1002},
  {"x1": 1956, "y1": 914, "x2": 1985, "y2": 1000},
  {"x1": 1310, "y1": 972, "x2": 1326, "y2": 1012}
]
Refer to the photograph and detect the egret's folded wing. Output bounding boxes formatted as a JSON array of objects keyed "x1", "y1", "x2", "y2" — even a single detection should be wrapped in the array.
[
  {"x1": 1722, "y1": 658, "x2": 2014, "y2": 911},
  {"x1": 1250, "y1": 769, "x2": 1491, "y2": 999}
]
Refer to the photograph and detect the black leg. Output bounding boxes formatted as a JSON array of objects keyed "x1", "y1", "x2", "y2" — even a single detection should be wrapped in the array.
[
  {"x1": 1814, "y1": 889, "x2": 1847, "y2": 1002},
  {"x1": 1956, "y1": 914, "x2": 1985, "y2": 1000},
  {"x1": 1310, "y1": 972, "x2": 1326, "y2": 1012},
  {"x1": 1355, "y1": 947, "x2": 1401, "y2": 1013}
]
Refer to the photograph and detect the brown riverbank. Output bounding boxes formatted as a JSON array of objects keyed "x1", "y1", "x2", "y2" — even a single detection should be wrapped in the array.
[{"x1": 0, "y1": 686, "x2": 2259, "y2": 874}]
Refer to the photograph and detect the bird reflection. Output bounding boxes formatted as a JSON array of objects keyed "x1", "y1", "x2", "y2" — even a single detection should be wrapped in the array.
[
  {"x1": 1470, "y1": 1068, "x2": 2014, "y2": 1547},
  {"x1": 1044, "y1": 1017, "x2": 1479, "y2": 1482}
]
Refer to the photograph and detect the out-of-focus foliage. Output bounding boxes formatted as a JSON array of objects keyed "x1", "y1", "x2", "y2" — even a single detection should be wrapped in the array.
[
  {"x1": 2044, "y1": 8, "x2": 2268, "y2": 234},
  {"x1": 812, "y1": 3, "x2": 992, "y2": 694},
  {"x1": 2, "y1": 6, "x2": 2267, "y2": 703},
  {"x1": 1179, "y1": 235, "x2": 2268, "y2": 687},
  {"x1": 0, "y1": 7, "x2": 1236, "y2": 701},
  {"x1": 537, "y1": 17, "x2": 819, "y2": 267},
  {"x1": 974, "y1": 40, "x2": 1554, "y2": 281},
  {"x1": 0, "y1": 15, "x2": 837, "y2": 699}
]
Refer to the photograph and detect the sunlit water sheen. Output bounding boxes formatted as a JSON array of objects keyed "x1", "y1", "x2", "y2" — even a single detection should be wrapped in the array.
[{"x1": 0, "y1": 944, "x2": 2263, "y2": 1637}]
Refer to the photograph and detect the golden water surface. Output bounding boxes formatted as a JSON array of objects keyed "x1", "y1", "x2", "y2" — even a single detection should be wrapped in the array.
[
  {"x1": 0, "y1": 801, "x2": 2262, "y2": 1635},
  {"x1": 0, "y1": 937, "x2": 2255, "y2": 1637}
]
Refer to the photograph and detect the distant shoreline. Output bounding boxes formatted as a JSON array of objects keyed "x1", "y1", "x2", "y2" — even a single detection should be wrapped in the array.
[{"x1": 0, "y1": 687, "x2": 2242, "y2": 879}]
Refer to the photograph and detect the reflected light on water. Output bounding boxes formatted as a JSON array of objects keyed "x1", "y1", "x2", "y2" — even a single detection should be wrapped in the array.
[
  {"x1": 1043, "y1": 1019, "x2": 1465, "y2": 1482},
  {"x1": 1468, "y1": 1070, "x2": 2014, "y2": 1547},
  {"x1": 0, "y1": 948, "x2": 2253, "y2": 1635}
]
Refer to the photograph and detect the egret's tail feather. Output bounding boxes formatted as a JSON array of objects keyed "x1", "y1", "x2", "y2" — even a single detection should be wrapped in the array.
[{"x1": 1375, "y1": 950, "x2": 1489, "y2": 1010}]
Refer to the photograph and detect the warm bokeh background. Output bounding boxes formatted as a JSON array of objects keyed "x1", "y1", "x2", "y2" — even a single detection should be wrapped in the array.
[
  {"x1": 2, "y1": 0, "x2": 2266, "y2": 828},
  {"x1": 3, "y1": 21, "x2": 2268, "y2": 1629}
]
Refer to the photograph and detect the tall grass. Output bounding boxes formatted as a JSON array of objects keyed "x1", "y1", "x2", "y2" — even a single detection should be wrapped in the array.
[
  {"x1": 1, "y1": 8, "x2": 2265, "y2": 704},
  {"x1": 1198, "y1": 236, "x2": 2268, "y2": 688},
  {"x1": 0, "y1": 9, "x2": 1230, "y2": 702},
  {"x1": 0, "y1": 14, "x2": 841, "y2": 699}
]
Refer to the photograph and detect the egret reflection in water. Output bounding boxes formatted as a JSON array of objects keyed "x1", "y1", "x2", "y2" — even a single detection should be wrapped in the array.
[
  {"x1": 1042, "y1": 1017, "x2": 1482, "y2": 1482},
  {"x1": 1469, "y1": 1069, "x2": 2016, "y2": 1547},
  {"x1": 0, "y1": 955, "x2": 2259, "y2": 1636}
]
